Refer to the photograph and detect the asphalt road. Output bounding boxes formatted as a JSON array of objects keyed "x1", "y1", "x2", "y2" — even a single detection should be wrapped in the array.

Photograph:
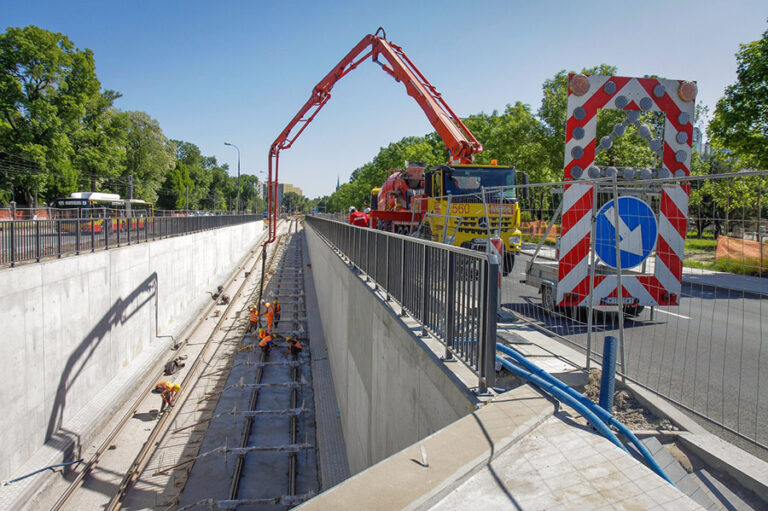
[{"x1": 501, "y1": 250, "x2": 768, "y2": 458}]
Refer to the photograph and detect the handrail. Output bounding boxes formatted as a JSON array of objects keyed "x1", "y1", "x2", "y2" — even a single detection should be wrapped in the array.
[{"x1": 305, "y1": 215, "x2": 499, "y2": 392}]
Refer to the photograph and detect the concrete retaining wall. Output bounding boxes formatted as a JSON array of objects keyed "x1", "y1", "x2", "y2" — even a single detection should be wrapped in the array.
[
  {"x1": 0, "y1": 221, "x2": 265, "y2": 481},
  {"x1": 305, "y1": 225, "x2": 477, "y2": 474}
]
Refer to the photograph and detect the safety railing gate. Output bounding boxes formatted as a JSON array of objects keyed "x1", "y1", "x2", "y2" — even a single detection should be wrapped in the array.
[{"x1": 305, "y1": 215, "x2": 499, "y2": 392}]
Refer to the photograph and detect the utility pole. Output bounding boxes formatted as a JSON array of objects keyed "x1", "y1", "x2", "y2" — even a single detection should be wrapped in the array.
[
  {"x1": 129, "y1": 174, "x2": 134, "y2": 200},
  {"x1": 185, "y1": 185, "x2": 189, "y2": 211}
]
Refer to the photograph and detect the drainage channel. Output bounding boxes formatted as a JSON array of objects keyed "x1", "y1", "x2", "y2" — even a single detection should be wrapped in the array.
[{"x1": 176, "y1": 219, "x2": 318, "y2": 509}]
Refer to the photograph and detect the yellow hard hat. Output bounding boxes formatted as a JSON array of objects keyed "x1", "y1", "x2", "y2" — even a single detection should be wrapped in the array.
[{"x1": 258, "y1": 328, "x2": 264, "y2": 336}]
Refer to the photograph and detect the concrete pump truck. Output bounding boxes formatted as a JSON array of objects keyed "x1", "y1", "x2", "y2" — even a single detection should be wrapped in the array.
[{"x1": 265, "y1": 27, "x2": 527, "y2": 274}]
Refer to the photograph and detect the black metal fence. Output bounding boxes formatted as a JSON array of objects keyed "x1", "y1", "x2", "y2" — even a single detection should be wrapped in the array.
[
  {"x1": 0, "y1": 215, "x2": 261, "y2": 267},
  {"x1": 305, "y1": 215, "x2": 498, "y2": 391}
]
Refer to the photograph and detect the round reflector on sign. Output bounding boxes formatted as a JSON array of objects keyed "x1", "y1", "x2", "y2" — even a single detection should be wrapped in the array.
[{"x1": 570, "y1": 74, "x2": 590, "y2": 96}]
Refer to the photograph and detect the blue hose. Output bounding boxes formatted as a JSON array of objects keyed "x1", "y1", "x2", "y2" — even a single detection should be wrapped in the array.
[
  {"x1": 496, "y1": 356, "x2": 627, "y2": 452},
  {"x1": 496, "y1": 343, "x2": 676, "y2": 486}
]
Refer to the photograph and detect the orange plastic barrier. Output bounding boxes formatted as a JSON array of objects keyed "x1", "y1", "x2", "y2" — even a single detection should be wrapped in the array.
[
  {"x1": 716, "y1": 235, "x2": 768, "y2": 271},
  {"x1": 521, "y1": 221, "x2": 560, "y2": 242}
]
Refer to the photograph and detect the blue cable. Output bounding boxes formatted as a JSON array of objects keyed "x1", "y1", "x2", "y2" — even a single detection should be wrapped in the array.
[
  {"x1": 496, "y1": 343, "x2": 676, "y2": 486},
  {"x1": 496, "y1": 356, "x2": 627, "y2": 452}
]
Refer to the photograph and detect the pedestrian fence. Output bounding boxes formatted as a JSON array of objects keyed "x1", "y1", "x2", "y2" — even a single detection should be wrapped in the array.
[
  {"x1": 488, "y1": 170, "x2": 766, "y2": 460},
  {"x1": 0, "y1": 213, "x2": 262, "y2": 267},
  {"x1": 304, "y1": 215, "x2": 499, "y2": 392}
]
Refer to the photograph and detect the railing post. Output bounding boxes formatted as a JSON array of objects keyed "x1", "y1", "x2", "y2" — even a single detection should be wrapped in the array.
[
  {"x1": 104, "y1": 219, "x2": 109, "y2": 250},
  {"x1": 57, "y1": 220, "x2": 62, "y2": 258},
  {"x1": 9, "y1": 219, "x2": 15, "y2": 267},
  {"x1": 479, "y1": 255, "x2": 499, "y2": 393},
  {"x1": 444, "y1": 251, "x2": 456, "y2": 360},
  {"x1": 420, "y1": 244, "x2": 429, "y2": 337},
  {"x1": 76, "y1": 218, "x2": 81, "y2": 255},
  {"x1": 385, "y1": 236, "x2": 390, "y2": 301},
  {"x1": 91, "y1": 220, "x2": 95, "y2": 252},
  {"x1": 127, "y1": 217, "x2": 131, "y2": 245},
  {"x1": 35, "y1": 220, "x2": 41, "y2": 262},
  {"x1": 400, "y1": 238, "x2": 406, "y2": 316}
]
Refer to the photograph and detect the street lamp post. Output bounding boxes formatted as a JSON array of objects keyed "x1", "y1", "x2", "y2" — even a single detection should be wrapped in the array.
[{"x1": 224, "y1": 142, "x2": 241, "y2": 213}]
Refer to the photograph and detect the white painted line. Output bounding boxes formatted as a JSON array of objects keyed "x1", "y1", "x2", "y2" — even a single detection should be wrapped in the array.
[{"x1": 653, "y1": 308, "x2": 691, "y2": 320}]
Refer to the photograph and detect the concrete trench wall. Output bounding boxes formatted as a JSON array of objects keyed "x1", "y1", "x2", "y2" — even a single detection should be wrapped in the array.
[
  {"x1": 305, "y1": 225, "x2": 477, "y2": 474},
  {"x1": 0, "y1": 220, "x2": 265, "y2": 481}
]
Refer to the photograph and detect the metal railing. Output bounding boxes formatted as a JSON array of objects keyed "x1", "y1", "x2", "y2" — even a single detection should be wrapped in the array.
[
  {"x1": 0, "y1": 214, "x2": 261, "y2": 267},
  {"x1": 305, "y1": 215, "x2": 499, "y2": 391}
]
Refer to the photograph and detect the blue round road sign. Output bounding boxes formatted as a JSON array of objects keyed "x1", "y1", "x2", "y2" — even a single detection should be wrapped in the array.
[{"x1": 595, "y1": 196, "x2": 657, "y2": 269}]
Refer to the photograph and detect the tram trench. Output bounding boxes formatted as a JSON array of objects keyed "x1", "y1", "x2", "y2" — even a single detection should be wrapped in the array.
[{"x1": 178, "y1": 224, "x2": 321, "y2": 508}]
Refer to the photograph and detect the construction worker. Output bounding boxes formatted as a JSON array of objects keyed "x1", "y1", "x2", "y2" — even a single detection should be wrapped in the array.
[
  {"x1": 273, "y1": 299, "x2": 281, "y2": 327},
  {"x1": 262, "y1": 300, "x2": 275, "y2": 331},
  {"x1": 287, "y1": 337, "x2": 303, "y2": 359},
  {"x1": 259, "y1": 329, "x2": 274, "y2": 354},
  {"x1": 248, "y1": 305, "x2": 259, "y2": 332},
  {"x1": 155, "y1": 381, "x2": 180, "y2": 413},
  {"x1": 349, "y1": 206, "x2": 368, "y2": 227}
]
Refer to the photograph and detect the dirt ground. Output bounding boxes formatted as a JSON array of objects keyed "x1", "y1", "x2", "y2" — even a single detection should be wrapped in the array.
[
  {"x1": 582, "y1": 369, "x2": 677, "y2": 431},
  {"x1": 495, "y1": 367, "x2": 677, "y2": 432}
]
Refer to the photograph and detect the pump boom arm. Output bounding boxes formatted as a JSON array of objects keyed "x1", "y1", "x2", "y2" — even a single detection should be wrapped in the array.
[{"x1": 265, "y1": 27, "x2": 482, "y2": 243}]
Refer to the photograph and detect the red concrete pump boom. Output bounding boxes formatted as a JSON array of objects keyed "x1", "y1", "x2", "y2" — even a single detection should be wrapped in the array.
[{"x1": 265, "y1": 27, "x2": 483, "y2": 244}]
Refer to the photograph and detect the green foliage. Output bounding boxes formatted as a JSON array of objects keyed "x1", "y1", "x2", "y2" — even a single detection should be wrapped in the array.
[
  {"x1": 709, "y1": 23, "x2": 768, "y2": 168},
  {"x1": 0, "y1": 25, "x2": 109, "y2": 204},
  {"x1": 120, "y1": 111, "x2": 175, "y2": 203}
]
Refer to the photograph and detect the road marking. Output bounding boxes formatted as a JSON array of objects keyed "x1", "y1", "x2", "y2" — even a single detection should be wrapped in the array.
[{"x1": 653, "y1": 308, "x2": 691, "y2": 320}]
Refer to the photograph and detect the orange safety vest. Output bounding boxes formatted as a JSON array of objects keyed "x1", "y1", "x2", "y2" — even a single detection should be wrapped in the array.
[
  {"x1": 250, "y1": 309, "x2": 258, "y2": 322},
  {"x1": 273, "y1": 303, "x2": 281, "y2": 314},
  {"x1": 259, "y1": 335, "x2": 273, "y2": 348}
]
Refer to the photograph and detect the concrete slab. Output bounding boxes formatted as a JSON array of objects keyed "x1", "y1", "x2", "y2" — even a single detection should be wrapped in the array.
[{"x1": 428, "y1": 415, "x2": 703, "y2": 511}]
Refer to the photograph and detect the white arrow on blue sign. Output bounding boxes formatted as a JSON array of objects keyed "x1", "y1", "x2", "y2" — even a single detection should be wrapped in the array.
[{"x1": 595, "y1": 196, "x2": 657, "y2": 269}]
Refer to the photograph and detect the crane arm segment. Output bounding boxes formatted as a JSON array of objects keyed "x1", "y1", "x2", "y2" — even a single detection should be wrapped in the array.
[{"x1": 265, "y1": 29, "x2": 482, "y2": 244}]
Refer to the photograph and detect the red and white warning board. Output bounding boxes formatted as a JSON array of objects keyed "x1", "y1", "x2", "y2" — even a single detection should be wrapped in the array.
[{"x1": 557, "y1": 74, "x2": 697, "y2": 307}]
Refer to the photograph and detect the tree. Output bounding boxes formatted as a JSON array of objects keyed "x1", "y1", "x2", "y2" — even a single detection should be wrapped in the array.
[
  {"x1": 120, "y1": 111, "x2": 175, "y2": 203},
  {"x1": 710, "y1": 24, "x2": 768, "y2": 168},
  {"x1": 0, "y1": 25, "x2": 113, "y2": 205}
]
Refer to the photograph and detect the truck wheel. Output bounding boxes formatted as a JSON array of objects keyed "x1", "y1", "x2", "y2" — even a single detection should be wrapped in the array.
[
  {"x1": 503, "y1": 253, "x2": 515, "y2": 276},
  {"x1": 422, "y1": 224, "x2": 432, "y2": 241},
  {"x1": 541, "y1": 285, "x2": 556, "y2": 315}
]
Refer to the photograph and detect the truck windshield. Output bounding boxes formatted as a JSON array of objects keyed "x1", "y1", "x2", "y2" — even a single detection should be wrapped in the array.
[{"x1": 445, "y1": 167, "x2": 516, "y2": 197}]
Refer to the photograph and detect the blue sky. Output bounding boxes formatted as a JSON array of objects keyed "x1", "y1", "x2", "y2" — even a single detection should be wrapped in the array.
[{"x1": 3, "y1": 1, "x2": 766, "y2": 197}]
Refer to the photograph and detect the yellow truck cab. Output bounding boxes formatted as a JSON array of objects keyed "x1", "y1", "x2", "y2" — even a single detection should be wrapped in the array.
[{"x1": 419, "y1": 163, "x2": 528, "y2": 274}]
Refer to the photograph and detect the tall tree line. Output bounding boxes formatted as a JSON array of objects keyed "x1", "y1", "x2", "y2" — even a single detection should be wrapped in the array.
[
  {"x1": 324, "y1": 25, "x2": 768, "y2": 227},
  {"x1": 0, "y1": 25, "x2": 263, "y2": 211}
]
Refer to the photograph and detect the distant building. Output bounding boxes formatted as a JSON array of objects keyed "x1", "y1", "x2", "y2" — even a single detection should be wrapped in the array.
[
  {"x1": 336, "y1": 175, "x2": 340, "y2": 191},
  {"x1": 262, "y1": 182, "x2": 303, "y2": 209}
]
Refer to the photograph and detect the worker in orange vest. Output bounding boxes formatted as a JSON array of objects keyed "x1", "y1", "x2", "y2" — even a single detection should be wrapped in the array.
[
  {"x1": 155, "y1": 381, "x2": 180, "y2": 413},
  {"x1": 259, "y1": 329, "x2": 274, "y2": 354},
  {"x1": 273, "y1": 299, "x2": 281, "y2": 327},
  {"x1": 248, "y1": 305, "x2": 259, "y2": 332},
  {"x1": 287, "y1": 337, "x2": 303, "y2": 359},
  {"x1": 262, "y1": 300, "x2": 275, "y2": 331}
]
